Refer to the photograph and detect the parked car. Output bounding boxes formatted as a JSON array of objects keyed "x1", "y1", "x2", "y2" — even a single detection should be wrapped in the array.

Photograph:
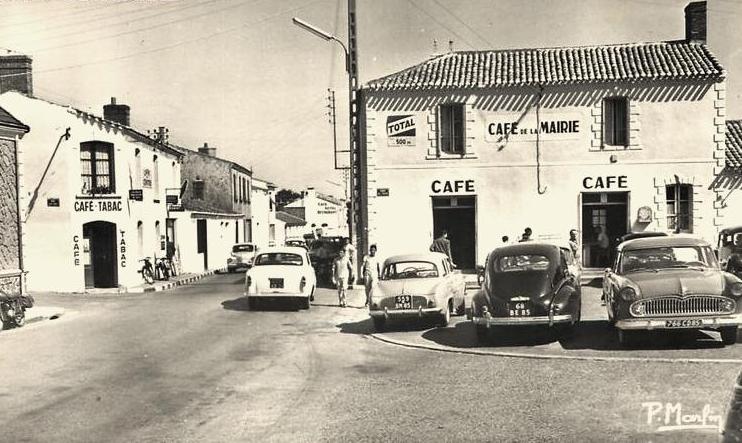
[
  {"x1": 243, "y1": 246, "x2": 316, "y2": 309},
  {"x1": 308, "y1": 236, "x2": 346, "y2": 285},
  {"x1": 368, "y1": 252, "x2": 466, "y2": 331},
  {"x1": 618, "y1": 231, "x2": 668, "y2": 243},
  {"x1": 285, "y1": 238, "x2": 309, "y2": 250},
  {"x1": 470, "y1": 242, "x2": 582, "y2": 342},
  {"x1": 718, "y1": 225, "x2": 742, "y2": 271},
  {"x1": 603, "y1": 235, "x2": 742, "y2": 346},
  {"x1": 227, "y1": 243, "x2": 258, "y2": 273}
]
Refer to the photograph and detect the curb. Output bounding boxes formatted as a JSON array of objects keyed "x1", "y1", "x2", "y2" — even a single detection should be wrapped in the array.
[
  {"x1": 131, "y1": 268, "x2": 225, "y2": 293},
  {"x1": 369, "y1": 332, "x2": 742, "y2": 365}
]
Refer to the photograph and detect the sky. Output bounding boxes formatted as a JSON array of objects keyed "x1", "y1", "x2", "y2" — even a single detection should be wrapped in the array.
[{"x1": 0, "y1": 0, "x2": 740, "y2": 197}]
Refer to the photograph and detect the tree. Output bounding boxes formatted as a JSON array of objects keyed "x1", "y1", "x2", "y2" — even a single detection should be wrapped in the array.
[{"x1": 275, "y1": 188, "x2": 302, "y2": 208}]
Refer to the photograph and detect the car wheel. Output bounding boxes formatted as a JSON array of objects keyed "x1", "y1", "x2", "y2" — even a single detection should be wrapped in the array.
[
  {"x1": 475, "y1": 324, "x2": 488, "y2": 343},
  {"x1": 301, "y1": 297, "x2": 310, "y2": 310},
  {"x1": 438, "y1": 302, "x2": 451, "y2": 327},
  {"x1": 372, "y1": 317, "x2": 386, "y2": 332},
  {"x1": 721, "y1": 326, "x2": 738, "y2": 345}
]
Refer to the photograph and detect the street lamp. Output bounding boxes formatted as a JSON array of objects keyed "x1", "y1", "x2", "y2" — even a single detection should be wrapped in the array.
[{"x1": 292, "y1": 13, "x2": 357, "y2": 240}]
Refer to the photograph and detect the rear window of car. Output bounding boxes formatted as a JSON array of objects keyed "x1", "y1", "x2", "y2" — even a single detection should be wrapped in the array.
[
  {"x1": 494, "y1": 255, "x2": 550, "y2": 272},
  {"x1": 233, "y1": 244, "x2": 255, "y2": 253},
  {"x1": 382, "y1": 261, "x2": 438, "y2": 279},
  {"x1": 254, "y1": 253, "x2": 303, "y2": 266}
]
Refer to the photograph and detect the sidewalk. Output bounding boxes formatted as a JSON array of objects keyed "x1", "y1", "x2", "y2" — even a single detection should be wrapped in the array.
[{"x1": 127, "y1": 268, "x2": 225, "y2": 293}]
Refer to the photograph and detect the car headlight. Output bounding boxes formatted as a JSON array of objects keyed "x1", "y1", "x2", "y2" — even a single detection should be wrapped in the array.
[
  {"x1": 729, "y1": 282, "x2": 742, "y2": 298},
  {"x1": 618, "y1": 287, "x2": 637, "y2": 302},
  {"x1": 629, "y1": 301, "x2": 646, "y2": 317},
  {"x1": 720, "y1": 298, "x2": 736, "y2": 312}
]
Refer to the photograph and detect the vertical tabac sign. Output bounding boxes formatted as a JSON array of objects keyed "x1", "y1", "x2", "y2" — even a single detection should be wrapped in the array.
[{"x1": 386, "y1": 115, "x2": 416, "y2": 146}]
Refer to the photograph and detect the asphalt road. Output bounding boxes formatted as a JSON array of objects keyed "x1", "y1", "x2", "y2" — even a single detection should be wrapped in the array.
[{"x1": 1, "y1": 274, "x2": 739, "y2": 442}]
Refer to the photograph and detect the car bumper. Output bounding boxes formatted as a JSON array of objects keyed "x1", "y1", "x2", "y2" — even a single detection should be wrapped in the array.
[
  {"x1": 616, "y1": 314, "x2": 742, "y2": 330},
  {"x1": 472, "y1": 312, "x2": 574, "y2": 327},
  {"x1": 228, "y1": 264, "x2": 249, "y2": 272},
  {"x1": 246, "y1": 293, "x2": 308, "y2": 300},
  {"x1": 369, "y1": 307, "x2": 444, "y2": 319}
]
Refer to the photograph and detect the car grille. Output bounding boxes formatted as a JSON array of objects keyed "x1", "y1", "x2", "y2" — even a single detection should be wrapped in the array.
[{"x1": 631, "y1": 295, "x2": 735, "y2": 317}]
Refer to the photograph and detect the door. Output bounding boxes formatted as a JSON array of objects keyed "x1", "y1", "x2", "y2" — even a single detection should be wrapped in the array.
[
  {"x1": 432, "y1": 196, "x2": 476, "y2": 270},
  {"x1": 197, "y1": 219, "x2": 208, "y2": 270},
  {"x1": 83, "y1": 221, "x2": 118, "y2": 288},
  {"x1": 580, "y1": 192, "x2": 628, "y2": 268}
]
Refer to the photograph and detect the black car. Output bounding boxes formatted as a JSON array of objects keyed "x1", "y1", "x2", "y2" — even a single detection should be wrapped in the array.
[
  {"x1": 470, "y1": 242, "x2": 581, "y2": 342},
  {"x1": 307, "y1": 236, "x2": 346, "y2": 285}
]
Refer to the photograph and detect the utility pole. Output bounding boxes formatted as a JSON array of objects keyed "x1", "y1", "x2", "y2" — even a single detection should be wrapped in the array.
[
  {"x1": 327, "y1": 88, "x2": 340, "y2": 170},
  {"x1": 347, "y1": 0, "x2": 364, "y2": 268}
]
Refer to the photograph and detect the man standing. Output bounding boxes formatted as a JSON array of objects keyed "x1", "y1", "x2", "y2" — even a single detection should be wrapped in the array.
[
  {"x1": 568, "y1": 229, "x2": 580, "y2": 261},
  {"x1": 343, "y1": 238, "x2": 356, "y2": 289},
  {"x1": 362, "y1": 244, "x2": 381, "y2": 307},
  {"x1": 332, "y1": 249, "x2": 352, "y2": 307},
  {"x1": 430, "y1": 230, "x2": 453, "y2": 263}
]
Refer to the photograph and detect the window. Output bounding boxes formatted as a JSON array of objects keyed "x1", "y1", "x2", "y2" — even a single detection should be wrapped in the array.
[
  {"x1": 137, "y1": 221, "x2": 144, "y2": 258},
  {"x1": 603, "y1": 97, "x2": 629, "y2": 146},
  {"x1": 155, "y1": 221, "x2": 162, "y2": 251},
  {"x1": 666, "y1": 184, "x2": 693, "y2": 232},
  {"x1": 153, "y1": 155, "x2": 159, "y2": 199},
  {"x1": 135, "y1": 148, "x2": 142, "y2": 188},
  {"x1": 193, "y1": 178, "x2": 205, "y2": 200},
  {"x1": 80, "y1": 141, "x2": 115, "y2": 195},
  {"x1": 233, "y1": 175, "x2": 238, "y2": 203},
  {"x1": 438, "y1": 103, "x2": 465, "y2": 155}
]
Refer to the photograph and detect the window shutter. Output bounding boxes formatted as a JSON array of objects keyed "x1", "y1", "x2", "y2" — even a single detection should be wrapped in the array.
[
  {"x1": 603, "y1": 99, "x2": 614, "y2": 146},
  {"x1": 617, "y1": 98, "x2": 628, "y2": 146}
]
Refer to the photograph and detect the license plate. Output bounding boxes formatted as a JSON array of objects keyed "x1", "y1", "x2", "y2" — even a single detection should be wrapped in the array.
[
  {"x1": 508, "y1": 301, "x2": 531, "y2": 317},
  {"x1": 269, "y1": 278, "x2": 284, "y2": 289},
  {"x1": 665, "y1": 319, "x2": 702, "y2": 328},
  {"x1": 395, "y1": 295, "x2": 412, "y2": 309}
]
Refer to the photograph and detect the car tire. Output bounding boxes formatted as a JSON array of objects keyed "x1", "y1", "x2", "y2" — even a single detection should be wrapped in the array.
[
  {"x1": 721, "y1": 326, "x2": 738, "y2": 345},
  {"x1": 301, "y1": 297, "x2": 310, "y2": 310},
  {"x1": 309, "y1": 287, "x2": 315, "y2": 302},
  {"x1": 475, "y1": 324, "x2": 488, "y2": 343},
  {"x1": 372, "y1": 317, "x2": 385, "y2": 332},
  {"x1": 438, "y1": 303, "x2": 451, "y2": 327}
]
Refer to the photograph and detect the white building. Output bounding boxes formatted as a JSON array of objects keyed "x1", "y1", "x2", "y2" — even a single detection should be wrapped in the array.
[
  {"x1": 250, "y1": 177, "x2": 284, "y2": 248},
  {"x1": 0, "y1": 92, "x2": 184, "y2": 292},
  {"x1": 283, "y1": 187, "x2": 348, "y2": 238}
]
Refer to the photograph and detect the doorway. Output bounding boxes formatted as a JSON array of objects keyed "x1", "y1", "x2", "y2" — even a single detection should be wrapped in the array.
[
  {"x1": 82, "y1": 221, "x2": 118, "y2": 288},
  {"x1": 432, "y1": 196, "x2": 476, "y2": 270},
  {"x1": 581, "y1": 192, "x2": 629, "y2": 268},
  {"x1": 197, "y1": 219, "x2": 208, "y2": 270}
]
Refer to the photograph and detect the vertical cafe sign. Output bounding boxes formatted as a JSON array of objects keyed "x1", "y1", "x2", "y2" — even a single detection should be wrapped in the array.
[{"x1": 386, "y1": 115, "x2": 416, "y2": 147}]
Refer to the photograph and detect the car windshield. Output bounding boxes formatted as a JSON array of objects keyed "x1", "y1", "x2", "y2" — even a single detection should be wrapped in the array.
[
  {"x1": 381, "y1": 261, "x2": 438, "y2": 279},
  {"x1": 254, "y1": 253, "x2": 303, "y2": 266},
  {"x1": 494, "y1": 254, "x2": 550, "y2": 272},
  {"x1": 233, "y1": 244, "x2": 255, "y2": 253},
  {"x1": 619, "y1": 246, "x2": 717, "y2": 273}
]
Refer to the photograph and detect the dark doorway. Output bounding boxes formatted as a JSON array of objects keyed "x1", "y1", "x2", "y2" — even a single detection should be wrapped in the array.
[
  {"x1": 197, "y1": 219, "x2": 208, "y2": 270},
  {"x1": 82, "y1": 221, "x2": 118, "y2": 288},
  {"x1": 432, "y1": 196, "x2": 476, "y2": 270},
  {"x1": 581, "y1": 192, "x2": 629, "y2": 268}
]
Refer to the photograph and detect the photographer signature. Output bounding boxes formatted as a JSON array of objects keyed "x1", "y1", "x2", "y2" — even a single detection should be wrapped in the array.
[{"x1": 641, "y1": 402, "x2": 722, "y2": 432}]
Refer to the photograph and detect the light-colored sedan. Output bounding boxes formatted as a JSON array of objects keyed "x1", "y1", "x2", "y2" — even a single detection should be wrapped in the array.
[
  {"x1": 227, "y1": 242, "x2": 258, "y2": 273},
  {"x1": 368, "y1": 252, "x2": 466, "y2": 331},
  {"x1": 244, "y1": 246, "x2": 316, "y2": 309}
]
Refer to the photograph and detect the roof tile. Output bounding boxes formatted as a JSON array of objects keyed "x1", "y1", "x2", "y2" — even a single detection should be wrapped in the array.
[
  {"x1": 727, "y1": 120, "x2": 742, "y2": 169},
  {"x1": 366, "y1": 42, "x2": 725, "y2": 91}
]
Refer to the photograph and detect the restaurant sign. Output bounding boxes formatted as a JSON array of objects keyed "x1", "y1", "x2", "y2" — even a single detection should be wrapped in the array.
[{"x1": 484, "y1": 112, "x2": 583, "y2": 143}]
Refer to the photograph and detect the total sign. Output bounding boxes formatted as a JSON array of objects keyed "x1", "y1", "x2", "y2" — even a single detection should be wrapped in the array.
[{"x1": 387, "y1": 115, "x2": 416, "y2": 147}]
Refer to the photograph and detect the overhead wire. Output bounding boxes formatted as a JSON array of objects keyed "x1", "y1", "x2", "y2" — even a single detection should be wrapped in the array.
[
  {"x1": 0, "y1": 0, "x2": 132, "y2": 30},
  {"x1": 405, "y1": 0, "x2": 478, "y2": 50},
  {"x1": 430, "y1": 0, "x2": 493, "y2": 48}
]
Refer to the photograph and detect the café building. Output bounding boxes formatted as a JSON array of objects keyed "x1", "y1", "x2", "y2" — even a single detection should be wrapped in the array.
[
  {"x1": 359, "y1": 2, "x2": 728, "y2": 269},
  {"x1": 0, "y1": 92, "x2": 183, "y2": 292}
]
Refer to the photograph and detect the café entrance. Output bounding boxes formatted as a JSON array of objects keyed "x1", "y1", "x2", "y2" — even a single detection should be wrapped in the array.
[
  {"x1": 82, "y1": 221, "x2": 118, "y2": 288},
  {"x1": 432, "y1": 196, "x2": 476, "y2": 270},
  {"x1": 580, "y1": 192, "x2": 629, "y2": 268}
]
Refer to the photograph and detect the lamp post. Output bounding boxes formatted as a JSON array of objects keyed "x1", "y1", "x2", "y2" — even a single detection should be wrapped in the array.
[{"x1": 293, "y1": 6, "x2": 362, "y2": 277}]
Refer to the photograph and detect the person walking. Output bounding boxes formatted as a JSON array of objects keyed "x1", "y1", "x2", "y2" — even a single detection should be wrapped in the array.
[
  {"x1": 362, "y1": 244, "x2": 381, "y2": 307},
  {"x1": 332, "y1": 249, "x2": 352, "y2": 307},
  {"x1": 430, "y1": 230, "x2": 454, "y2": 263},
  {"x1": 343, "y1": 237, "x2": 356, "y2": 289}
]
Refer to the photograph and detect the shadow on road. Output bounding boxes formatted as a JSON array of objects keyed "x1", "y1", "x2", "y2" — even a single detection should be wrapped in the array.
[
  {"x1": 221, "y1": 297, "x2": 301, "y2": 312},
  {"x1": 336, "y1": 318, "x2": 375, "y2": 334},
  {"x1": 422, "y1": 322, "x2": 559, "y2": 349}
]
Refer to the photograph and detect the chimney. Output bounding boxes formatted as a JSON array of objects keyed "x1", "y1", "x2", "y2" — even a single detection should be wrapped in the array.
[
  {"x1": 0, "y1": 51, "x2": 32, "y2": 96},
  {"x1": 685, "y1": 1, "x2": 706, "y2": 43},
  {"x1": 198, "y1": 142, "x2": 216, "y2": 157},
  {"x1": 103, "y1": 97, "x2": 130, "y2": 126}
]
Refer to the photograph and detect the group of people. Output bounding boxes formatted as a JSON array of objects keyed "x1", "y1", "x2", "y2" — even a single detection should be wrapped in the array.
[{"x1": 331, "y1": 238, "x2": 381, "y2": 308}]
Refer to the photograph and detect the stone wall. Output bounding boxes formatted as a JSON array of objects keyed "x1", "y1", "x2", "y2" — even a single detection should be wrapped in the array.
[{"x1": 0, "y1": 138, "x2": 19, "y2": 271}]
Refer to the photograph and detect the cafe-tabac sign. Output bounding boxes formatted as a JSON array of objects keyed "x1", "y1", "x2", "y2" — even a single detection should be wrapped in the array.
[{"x1": 484, "y1": 112, "x2": 584, "y2": 143}]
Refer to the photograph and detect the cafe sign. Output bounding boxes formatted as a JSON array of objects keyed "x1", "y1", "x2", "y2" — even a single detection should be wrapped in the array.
[{"x1": 484, "y1": 112, "x2": 583, "y2": 143}]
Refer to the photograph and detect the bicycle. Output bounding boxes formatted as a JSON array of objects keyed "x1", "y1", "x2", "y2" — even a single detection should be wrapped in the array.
[
  {"x1": 138, "y1": 257, "x2": 155, "y2": 284},
  {"x1": 154, "y1": 257, "x2": 171, "y2": 281}
]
